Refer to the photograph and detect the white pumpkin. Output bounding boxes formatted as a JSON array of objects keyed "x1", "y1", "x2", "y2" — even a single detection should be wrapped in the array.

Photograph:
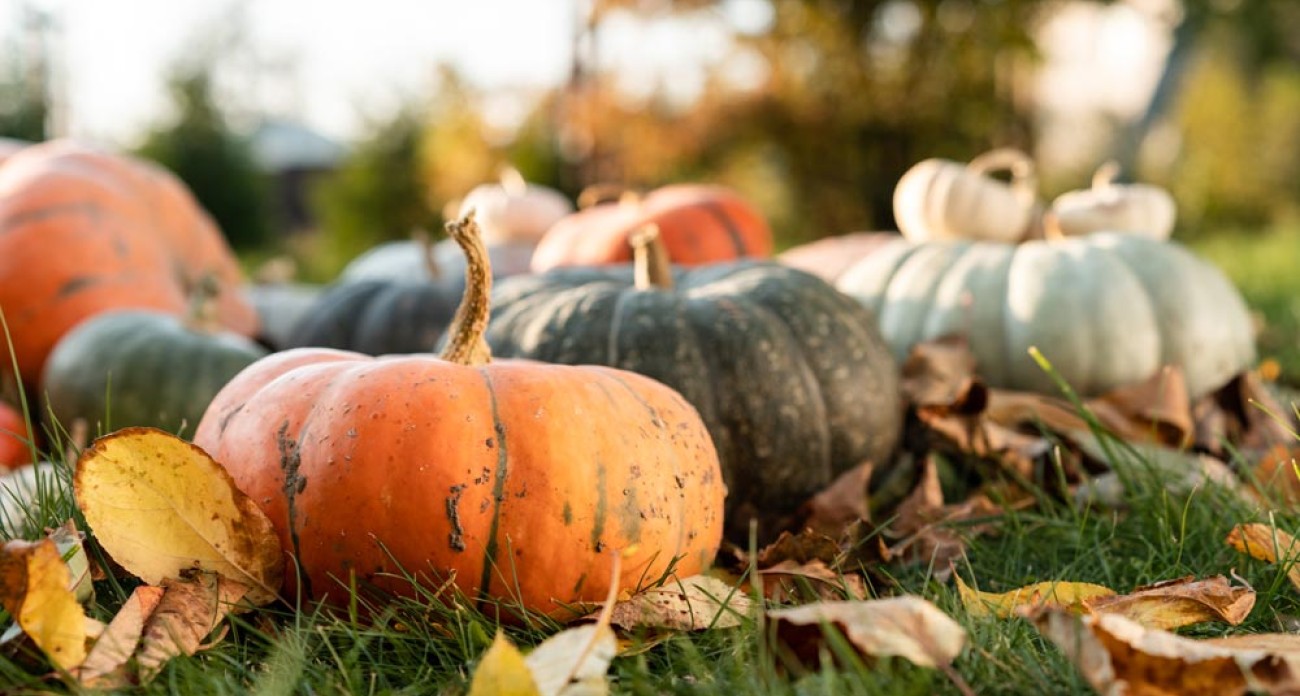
[
  {"x1": 835, "y1": 233, "x2": 1255, "y2": 398},
  {"x1": 457, "y1": 166, "x2": 573, "y2": 246},
  {"x1": 893, "y1": 148, "x2": 1042, "y2": 244},
  {"x1": 338, "y1": 237, "x2": 535, "y2": 284},
  {"x1": 1047, "y1": 161, "x2": 1176, "y2": 240}
]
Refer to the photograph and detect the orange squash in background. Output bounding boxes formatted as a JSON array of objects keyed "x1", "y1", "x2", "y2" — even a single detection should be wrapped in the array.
[
  {"x1": 0, "y1": 140, "x2": 258, "y2": 389},
  {"x1": 529, "y1": 183, "x2": 772, "y2": 271}
]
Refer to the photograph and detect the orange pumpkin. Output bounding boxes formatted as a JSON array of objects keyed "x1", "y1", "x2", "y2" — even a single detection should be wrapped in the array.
[
  {"x1": 529, "y1": 184, "x2": 773, "y2": 271},
  {"x1": 194, "y1": 213, "x2": 724, "y2": 617},
  {"x1": 0, "y1": 140, "x2": 258, "y2": 390},
  {"x1": 0, "y1": 401, "x2": 31, "y2": 470}
]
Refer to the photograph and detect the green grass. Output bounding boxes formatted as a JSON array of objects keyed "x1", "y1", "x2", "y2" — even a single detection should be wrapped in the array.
[
  {"x1": 3, "y1": 425, "x2": 1297, "y2": 695},
  {"x1": 1191, "y1": 224, "x2": 1300, "y2": 385}
]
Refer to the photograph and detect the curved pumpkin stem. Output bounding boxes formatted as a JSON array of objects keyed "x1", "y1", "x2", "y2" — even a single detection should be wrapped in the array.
[
  {"x1": 1092, "y1": 160, "x2": 1121, "y2": 191},
  {"x1": 577, "y1": 183, "x2": 642, "y2": 210},
  {"x1": 498, "y1": 165, "x2": 527, "y2": 196},
  {"x1": 631, "y1": 224, "x2": 674, "y2": 291},
  {"x1": 439, "y1": 210, "x2": 493, "y2": 366},
  {"x1": 412, "y1": 228, "x2": 442, "y2": 280}
]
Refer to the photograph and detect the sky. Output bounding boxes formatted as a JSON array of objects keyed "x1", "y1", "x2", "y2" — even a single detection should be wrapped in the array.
[{"x1": 0, "y1": 0, "x2": 1169, "y2": 159}]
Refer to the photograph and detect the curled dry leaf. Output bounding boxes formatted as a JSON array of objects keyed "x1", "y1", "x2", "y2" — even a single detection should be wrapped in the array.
[
  {"x1": 1227, "y1": 523, "x2": 1300, "y2": 592},
  {"x1": 1031, "y1": 607, "x2": 1300, "y2": 695},
  {"x1": 0, "y1": 537, "x2": 87, "y2": 670},
  {"x1": 73, "y1": 427, "x2": 283, "y2": 605},
  {"x1": 769, "y1": 596, "x2": 966, "y2": 671},
  {"x1": 954, "y1": 573, "x2": 1114, "y2": 619},
  {"x1": 793, "y1": 460, "x2": 873, "y2": 538},
  {"x1": 760, "y1": 559, "x2": 868, "y2": 603},
  {"x1": 135, "y1": 571, "x2": 249, "y2": 682},
  {"x1": 1083, "y1": 575, "x2": 1255, "y2": 631},
  {"x1": 74, "y1": 585, "x2": 165, "y2": 688},
  {"x1": 601, "y1": 575, "x2": 751, "y2": 632}
]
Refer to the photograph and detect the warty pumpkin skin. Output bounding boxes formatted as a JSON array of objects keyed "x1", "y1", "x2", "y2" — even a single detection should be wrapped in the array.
[
  {"x1": 193, "y1": 214, "x2": 724, "y2": 617},
  {"x1": 0, "y1": 140, "x2": 258, "y2": 390},
  {"x1": 41, "y1": 309, "x2": 267, "y2": 435},
  {"x1": 489, "y1": 229, "x2": 901, "y2": 542},
  {"x1": 529, "y1": 184, "x2": 774, "y2": 272},
  {"x1": 835, "y1": 232, "x2": 1256, "y2": 398},
  {"x1": 287, "y1": 279, "x2": 461, "y2": 355}
]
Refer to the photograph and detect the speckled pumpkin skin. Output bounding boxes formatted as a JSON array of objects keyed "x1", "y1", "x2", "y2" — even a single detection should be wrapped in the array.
[
  {"x1": 486, "y1": 261, "x2": 902, "y2": 541},
  {"x1": 194, "y1": 348, "x2": 725, "y2": 617},
  {"x1": 287, "y1": 280, "x2": 461, "y2": 355}
]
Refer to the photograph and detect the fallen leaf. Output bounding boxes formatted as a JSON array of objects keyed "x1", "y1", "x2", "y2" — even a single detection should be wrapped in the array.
[
  {"x1": 954, "y1": 573, "x2": 1114, "y2": 619},
  {"x1": 48, "y1": 521, "x2": 93, "y2": 604},
  {"x1": 884, "y1": 460, "x2": 1010, "y2": 577},
  {"x1": 1084, "y1": 575, "x2": 1256, "y2": 630},
  {"x1": 526, "y1": 623, "x2": 616, "y2": 696},
  {"x1": 75, "y1": 585, "x2": 166, "y2": 688},
  {"x1": 1195, "y1": 371, "x2": 1297, "y2": 456},
  {"x1": 135, "y1": 571, "x2": 249, "y2": 682},
  {"x1": 602, "y1": 575, "x2": 750, "y2": 631},
  {"x1": 755, "y1": 528, "x2": 844, "y2": 569},
  {"x1": 770, "y1": 596, "x2": 966, "y2": 670},
  {"x1": 0, "y1": 538, "x2": 87, "y2": 670},
  {"x1": 1250, "y1": 445, "x2": 1300, "y2": 507},
  {"x1": 73, "y1": 427, "x2": 283, "y2": 604},
  {"x1": 1227, "y1": 523, "x2": 1300, "y2": 592},
  {"x1": 759, "y1": 559, "x2": 868, "y2": 603},
  {"x1": 467, "y1": 632, "x2": 540, "y2": 696},
  {"x1": 793, "y1": 461, "x2": 874, "y2": 538},
  {"x1": 1031, "y1": 607, "x2": 1300, "y2": 695}
]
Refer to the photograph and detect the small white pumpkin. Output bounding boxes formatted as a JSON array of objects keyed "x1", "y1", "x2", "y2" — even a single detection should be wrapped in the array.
[
  {"x1": 893, "y1": 148, "x2": 1042, "y2": 244},
  {"x1": 457, "y1": 166, "x2": 573, "y2": 246},
  {"x1": 1046, "y1": 161, "x2": 1176, "y2": 240}
]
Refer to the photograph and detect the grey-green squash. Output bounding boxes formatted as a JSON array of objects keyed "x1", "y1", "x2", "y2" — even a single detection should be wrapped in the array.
[
  {"x1": 486, "y1": 227, "x2": 902, "y2": 541},
  {"x1": 41, "y1": 307, "x2": 267, "y2": 434},
  {"x1": 834, "y1": 232, "x2": 1255, "y2": 398}
]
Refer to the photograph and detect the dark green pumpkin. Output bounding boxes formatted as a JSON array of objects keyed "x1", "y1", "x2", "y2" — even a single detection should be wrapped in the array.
[
  {"x1": 486, "y1": 230, "x2": 902, "y2": 542},
  {"x1": 41, "y1": 310, "x2": 267, "y2": 435},
  {"x1": 287, "y1": 279, "x2": 461, "y2": 355}
]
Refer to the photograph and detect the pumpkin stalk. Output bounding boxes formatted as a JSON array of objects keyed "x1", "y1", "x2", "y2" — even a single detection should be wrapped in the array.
[
  {"x1": 184, "y1": 275, "x2": 224, "y2": 334},
  {"x1": 577, "y1": 183, "x2": 642, "y2": 210},
  {"x1": 498, "y1": 165, "x2": 527, "y2": 196},
  {"x1": 412, "y1": 228, "x2": 442, "y2": 280},
  {"x1": 1091, "y1": 160, "x2": 1121, "y2": 191},
  {"x1": 631, "y1": 224, "x2": 674, "y2": 291},
  {"x1": 439, "y1": 210, "x2": 493, "y2": 366}
]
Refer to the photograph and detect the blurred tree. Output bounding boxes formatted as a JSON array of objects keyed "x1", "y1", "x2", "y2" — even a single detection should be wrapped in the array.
[
  {"x1": 0, "y1": 3, "x2": 52, "y2": 141},
  {"x1": 559, "y1": 0, "x2": 1048, "y2": 246},
  {"x1": 312, "y1": 99, "x2": 440, "y2": 275},
  {"x1": 136, "y1": 62, "x2": 273, "y2": 251}
]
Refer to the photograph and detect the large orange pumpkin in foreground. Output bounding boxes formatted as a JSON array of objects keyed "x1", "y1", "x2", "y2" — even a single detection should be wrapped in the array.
[
  {"x1": 0, "y1": 140, "x2": 258, "y2": 389},
  {"x1": 194, "y1": 214, "x2": 725, "y2": 618},
  {"x1": 529, "y1": 183, "x2": 773, "y2": 271}
]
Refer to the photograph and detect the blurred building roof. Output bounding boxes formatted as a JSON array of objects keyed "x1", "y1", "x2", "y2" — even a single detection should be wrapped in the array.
[{"x1": 250, "y1": 118, "x2": 347, "y2": 172}]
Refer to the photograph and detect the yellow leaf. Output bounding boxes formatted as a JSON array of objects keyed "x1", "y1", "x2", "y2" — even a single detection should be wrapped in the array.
[
  {"x1": 0, "y1": 538, "x2": 87, "y2": 670},
  {"x1": 468, "y1": 632, "x2": 541, "y2": 696},
  {"x1": 73, "y1": 427, "x2": 283, "y2": 604},
  {"x1": 954, "y1": 573, "x2": 1114, "y2": 618},
  {"x1": 1227, "y1": 523, "x2": 1300, "y2": 592},
  {"x1": 1083, "y1": 575, "x2": 1255, "y2": 630}
]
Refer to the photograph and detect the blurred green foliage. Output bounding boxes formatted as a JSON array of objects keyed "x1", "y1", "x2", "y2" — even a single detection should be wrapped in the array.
[{"x1": 135, "y1": 63, "x2": 274, "y2": 251}]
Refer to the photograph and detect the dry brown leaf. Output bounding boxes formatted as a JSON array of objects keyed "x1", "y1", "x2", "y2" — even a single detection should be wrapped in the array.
[
  {"x1": 602, "y1": 575, "x2": 750, "y2": 632},
  {"x1": 955, "y1": 573, "x2": 1114, "y2": 619},
  {"x1": 884, "y1": 461, "x2": 1010, "y2": 578},
  {"x1": 135, "y1": 571, "x2": 249, "y2": 682},
  {"x1": 1083, "y1": 575, "x2": 1256, "y2": 630},
  {"x1": 770, "y1": 596, "x2": 969, "y2": 690},
  {"x1": 0, "y1": 538, "x2": 87, "y2": 670},
  {"x1": 1195, "y1": 371, "x2": 1298, "y2": 456},
  {"x1": 794, "y1": 461, "x2": 873, "y2": 538},
  {"x1": 1251, "y1": 445, "x2": 1300, "y2": 507},
  {"x1": 73, "y1": 427, "x2": 283, "y2": 605},
  {"x1": 75, "y1": 585, "x2": 165, "y2": 688},
  {"x1": 1227, "y1": 523, "x2": 1300, "y2": 592},
  {"x1": 1031, "y1": 607, "x2": 1300, "y2": 695},
  {"x1": 759, "y1": 559, "x2": 868, "y2": 603},
  {"x1": 900, "y1": 335, "x2": 982, "y2": 409},
  {"x1": 755, "y1": 529, "x2": 843, "y2": 569}
]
